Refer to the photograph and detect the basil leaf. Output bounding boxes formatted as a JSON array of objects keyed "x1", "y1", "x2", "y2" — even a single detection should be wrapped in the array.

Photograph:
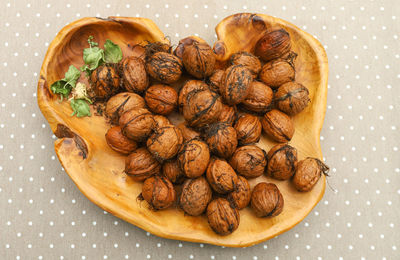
[
  {"x1": 64, "y1": 65, "x2": 81, "y2": 88},
  {"x1": 104, "y1": 39, "x2": 122, "y2": 63},
  {"x1": 70, "y1": 99, "x2": 91, "y2": 117},
  {"x1": 83, "y1": 46, "x2": 104, "y2": 70}
]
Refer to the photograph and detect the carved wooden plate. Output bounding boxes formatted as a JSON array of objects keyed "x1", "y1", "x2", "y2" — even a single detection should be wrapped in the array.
[{"x1": 37, "y1": 13, "x2": 328, "y2": 247}]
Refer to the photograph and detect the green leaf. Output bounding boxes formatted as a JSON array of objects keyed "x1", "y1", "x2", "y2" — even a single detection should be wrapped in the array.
[
  {"x1": 70, "y1": 99, "x2": 91, "y2": 117},
  {"x1": 50, "y1": 80, "x2": 70, "y2": 100},
  {"x1": 104, "y1": 39, "x2": 122, "y2": 63},
  {"x1": 64, "y1": 65, "x2": 81, "y2": 88},
  {"x1": 87, "y1": 36, "x2": 98, "y2": 48},
  {"x1": 83, "y1": 46, "x2": 104, "y2": 70}
]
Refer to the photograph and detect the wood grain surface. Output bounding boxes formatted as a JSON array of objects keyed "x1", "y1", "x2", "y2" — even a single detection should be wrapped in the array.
[{"x1": 37, "y1": 13, "x2": 328, "y2": 247}]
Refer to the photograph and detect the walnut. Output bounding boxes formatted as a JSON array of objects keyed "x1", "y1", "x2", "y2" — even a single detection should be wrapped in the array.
[
  {"x1": 120, "y1": 56, "x2": 149, "y2": 93},
  {"x1": 259, "y1": 58, "x2": 295, "y2": 89},
  {"x1": 105, "y1": 126, "x2": 138, "y2": 155},
  {"x1": 142, "y1": 175, "x2": 176, "y2": 210},
  {"x1": 227, "y1": 176, "x2": 251, "y2": 210},
  {"x1": 180, "y1": 177, "x2": 212, "y2": 216},
  {"x1": 119, "y1": 108, "x2": 155, "y2": 142},
  {"x1": 255, "y1": 28, "x2": 291, "y2": 62},
  {"x1": 274, "y1": 82, "x2": 310, "y2": 115},
  {"x1": 153, "y1": 115, "x2": 172, "y2": 130},
  {"x1": 205, "y1": 123, "x2": 238, "y2": 159},
  {"x1": 261, "y1": 109, "x2": 294, "y2": 143},
  {"x1": 145, "y1": 84, "x2": 178, "y2": 115},
  {"x1": 217, "y1": 104, "x2": 237, "y2": 126},
  {"x1": 220, "y1": 65, "x2": 253, "y2": 105},
  {"x1": 182, "y1": 89, "x2": 222, "y2": 129},
  {"x1": 229, "y1": 145, "x2": 267, "y2": 179},
  {"x1": 162, "y1": 160, "x2": 185, "y2": 184},
  {"x1": 234, "y1": 113, "x2": 262, "y2": 145},
  {"x1": 177, "y1": 122, "x2": 201, "y2": 142},
  {"x1": 178, "y1": 80, "x2": 209, "y2": 112},
  {"x1": 125, "y1": 147, "x2": 160, "y2": 181},
  {"x1": 147, "y1": 126, "x2": 183, "y2": 161},
  {"x1": 207, "y1": 198, "x2": 240, "y2": 235},
  {"x1": 105, "y1": 92, "x2": 145, "y2": 124},
  {"x1": 241, "y1": 81, "x2": 273, "y2": 113},
  {"x1": 146, "y1": 52, "x2": 183, "y2": 84},
  {"x1": 207, "y1": 69, "x2": 224, "y2": 93},
  {"x1": 251, "y1": 182, "x2": 284, "y2": 217},
  {"x1": 293, "y1": 158, "x2": 329, "y2": 192},
  {"x1": 206, "y1": 157, "x2": 238, "y2": 194},
  {"x1": 90, "y1": 64, "x2": 120, "y2": 99},
  {"x1": 267, "y1": 144, "x2": 298, "y2": 180},
  {"x1": 182, "y1": 42, "x2": 216, "y2": 79},
  {"x1": 177, "y1": 139, "x2": 210, "y2": 178},
  {"x1": 230, "y1": 51, "x2": 261, "y2": 78}
]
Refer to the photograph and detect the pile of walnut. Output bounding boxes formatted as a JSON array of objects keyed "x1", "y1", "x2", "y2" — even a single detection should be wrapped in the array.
[{"x1": 98, "y1": 28, "x2": 329, "y2": 236}]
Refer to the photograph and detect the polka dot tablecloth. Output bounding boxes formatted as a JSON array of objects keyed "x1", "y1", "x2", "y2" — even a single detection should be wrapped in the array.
[{"x1": 1, "y1": 0, "x2": 399, "y2": 259}]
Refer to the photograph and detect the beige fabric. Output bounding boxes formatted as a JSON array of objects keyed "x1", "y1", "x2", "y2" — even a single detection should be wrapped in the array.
[{"x1": 1, "y1": 0, "x2": 399, "y2": 259}]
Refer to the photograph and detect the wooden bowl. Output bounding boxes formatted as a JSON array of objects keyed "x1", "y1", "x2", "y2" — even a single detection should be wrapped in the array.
[{"x1": 37, "y1": 13, "x2": 328, "y2": 247}]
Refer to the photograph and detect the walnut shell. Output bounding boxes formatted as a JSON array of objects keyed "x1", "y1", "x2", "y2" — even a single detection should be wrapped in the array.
[
  {"x1": 142, "y1": 175, "x2": 176, "y2": 210},
  {"x1": 147, "y1": 125, "x2": 183, "y2": 161},
  {"x1": 293, "y1": 158, "x2": 329, "y2": 192},
  {"x1": 255, "y1": 29, "x2": 291, "y2": 62},
  {"x1": 206, "y1": 158, "x2": 238, "y2": 194},
  {"x1": 261, "y1": 109, "x2": 294, "y2": 143},
  {"x1": 146, "y1": 52, "x2": 183, "y2": 84},
  {"x1": 153, "y1": 115, "x2": 172, "y2": 130},
  {"x1": 177, "y1": 139, "x2": 210, "y2": 178},
  {"x1": 275, "y1": 82, "x2": 310, "y2": 115},
  {"x1": 178, "y1": 80, "x2": 209, "y2": 112},
  {"x1": 105, "y1": 126, "x2": 138, "y2": 155},
  {"x1": 259, "y1": 59, "x2": 295, "y2": 89},
  {"x1": 205, "y1": 123, "x2": 238, "y2": 159},
  {"x1": 145, "y1": 84, "x2": 178, "y2": 115},
  {"x1": 220, "y1": 65, "x2": 252, "y2": 105},
  {"x1": 182, "y1": 42, "x2": 216, "y2": 79},
  {"x1": 177, "y1": 122, "x2": 201, "y2": 142},
  {"x1": 207, "y1": 198, "x2": 240, "y2": 236},
  {"x1": 267, "y1": 144, "x2": 298, "y2": 180},
  {"x1": 234, "y1": 113, "x2": 262, "y2": 145},
  {"x1": 174, "y1": 36, "x2": 206, "y2": 59},
  {"x1": 241, "y1": 81, "x2": 273, "y2": 113},
  {"x1": 230, "y1": 51, "x2": 261, "y2": 77},
  {"x1": 119, "y1": 108, "x2": 155, "y2": 142},
  {"x1": 105, "y1": 92, "x2": 146, "y2": 125},
  {"x1": 229, "y1": 145, "x2": 267, "y2": 179},
  {"x1": 90, "y1": 64, "x2": 120, "y2": 99},
  {"x1": 180, "y1": 177, "x2": 212, "y2": 216},
  {"x1": 207, "y1": 69, "x2": 224, "y2": 93},
  {"x1": 121, "y1": 56, "x2": 149, "y2": 93},
  {"x1": 217, "y1": 104, "x2": 237, "y2": 126},
  {"x1": 162, "y1": 160, "x2": 185, "y2": 184},
  {"x1": 227, "y1": 175, "x2": 251, "y2": 210},
  {"x1": 183, "y1": 89, "x2": 223, "y2": 129},
  {"x1": 125, "y1": 147, "x2": 161, "y2": 181},
  {"x1": 251, "y1": 182, "x2": 284, "y2": 218}
]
